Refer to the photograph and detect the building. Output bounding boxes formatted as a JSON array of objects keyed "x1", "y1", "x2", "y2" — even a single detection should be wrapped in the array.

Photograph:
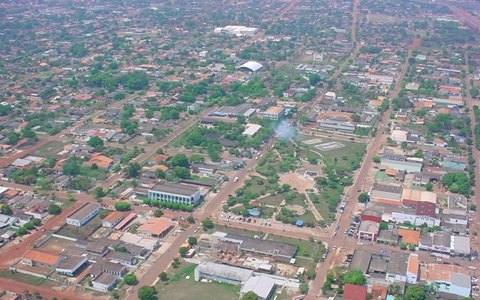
[
  {"x1": 450, "y1": 235, "x2": 470, "y2": 256},
  {"x1": 380, "y1": 155, "x2": 423, "y2": 173},
  {"x1": 66, "y1": 202, "x2": 101, "y2": 227},
  {"x1": 240, "y1": 275, "x2": 276, "y2": 300},
  {"x1": 137, "y1": 217, "x2": 174, "y2": 238},
  {"x1": 102, "y1": 212, "x2": 125, "y2": 228},
  {"x1": 85, "y1": 154, "x2": 113, "y2": 169},
  {"x1": 419, "y1": 231, "x2": 452, "y2": 254},
  {"x1": 421, "y1": 264, "x2": 471, "y2": 297},
  {"x1": 357, "y1": 220, "x2": 380, "y2": 241},
  {"x1": 385, "y1": 252, "x2": 408, "y2": 282},
  {"x1": 147, "y1": 181, "x2": 202, "y2": 206},
  {"x1": 214, "y1": 26, "x2": 258, "y2": 36},
  {"x1": 343, "y1": 284, "x2": 367, "y2": 300},
  {"x1": 92, "y1": 272, "x2": 117, "y2": 291},
  {"x1": 242, "y1": 124, "x2": 262, "y2": 137},
  {"x1": 23, "y1": 249, "x2": 60, "y2": 267},
  {"x1": 194, "y1": 261, "x2": 253, "y2": 285},
  {"x1": 406, "y1": 254, "x2": 420, "y2": 283},
  {"x1": 219, "y1": 233, "x2": 297, "y2": 262},
  {"x1": 318, "y1": 118, "x2": 356, "y2": 132},
  {"x1": 390, "y1": 129, "x2": 408, "y2": 142},
  {"x1": 262, "y1": 106, "x2": 286, "y2": 121},
  {"x1": 238, "y1": 61, "x2": 263, "y2": 73},
  {"x1": 0, "y1": 214, "x2": 19, "y2": 228},
  {"x1": 370, "y1": 183, "x2": 403, "y2": 206},
  {"x1": 401, "y1": 189, "x2": 437, "y2": 205},
  {"x1": 56, "y1": 256, "x2": 88, "y2": 276}
]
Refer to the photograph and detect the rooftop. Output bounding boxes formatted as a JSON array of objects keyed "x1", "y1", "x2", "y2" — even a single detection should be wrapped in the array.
[
  {"x1": 137, "y1": 217, "x2": 174, "y2": 236},
  {"x1": 67, "y1": 202, "x2": 100, "y2": 222},
  {"x1": 196, "y1": 261, "x2": 253, "y2": 283},
  {"x1": 149, "y1": 181, "x2": 200, "y2": 197}
]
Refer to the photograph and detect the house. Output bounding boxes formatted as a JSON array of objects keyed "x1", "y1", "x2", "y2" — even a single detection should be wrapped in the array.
[
  {"x1": 419, "y1": 231, "x2": 452, "y2": 254},
  {"x1": 343, "y1": 284, "x2": 367, "y2": 300},
  {"x1": 23, "y1": 249, "x2": 60, "y2": 267},
  {"x1": 390, "y1": 129, "x2": 408, "y2": 142},
  {"x1": 85, "y1": 154, "x2": 114, "y2": 169},
  {"x1": 92, "y1": 272, "x2": 117, "y2": 291},
  {"x1": 102, "y1": 212, "x2": 125, "y2": 228},
  {"x1": 442, "y1": 210, "x2": 468, "y2": 226},
  {"x1": 92, "y1": 261, "x2": 127, "y2": 279},
  {"x1": 191, "y1": 163, "x2": 217, "y2": 176},
  {"x1": 137, "y1": 217, "x2": 174, "y2": 238},
  {"x1": 357, "y1": 220, "x2": 380, "y2": 241},
  {"x1": 66, "y1": 202, "x2": 101, "y2": 227},
  {"x1": 56, "y1": 255, "x2": 88, "y2": 276},
  {"x1": 324, "y1": 91, "x2": 336, "y2": 101},
  {"x1": 406, "y1": 254, "x2": 419, "y2": 283},
  {"x1": 0, "y1": 214, "x2": 19, "y2": 228},
  {"x1": 240, "y1": 275, "x2": 276, "y2": 300},
  {"x1": 385, "y1": 252, "x2": 408, "y2": 282},
  {"x1": 421, "y1": 264, "x2": 471, "y2": 297},
  {"x1": 87, "y1": 242, "x2": 109, "y2": 257},
  {"x1": 107, "y1": 251, "x2": 137, "y2": 266},
  {"x1": 147, "y1": 181, "x2": 202, "y2": 206},
  {"x1": 398, "y1": 229, "x2": 421, "y2": 245}
]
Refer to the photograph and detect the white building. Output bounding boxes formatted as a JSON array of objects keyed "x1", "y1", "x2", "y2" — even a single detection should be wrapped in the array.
[
  {"x1": 92, "y1": 272, "x2": 117, "y2": 291},
  {"x1": 66, "y1": 203, "x2": 101, "y2": 227},
  {"x1": 147, "y1": 181, "x2": 202, "y2": 206},
  {"x1": 242, "y1": 124, "x2": 262, "y2": 137}
]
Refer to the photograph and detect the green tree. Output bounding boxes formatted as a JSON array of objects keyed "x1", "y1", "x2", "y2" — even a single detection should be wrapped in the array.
[
  {"x1": 126, "y1": 163, "x2": 141, "y2": 178},
  {"x1": 1, "y1": 204, "x2": 12, "y2": 215},
  {"x1": 7, "y1": 132, "x2": 20, "y2": 145},
  {"x1": 87, "y1": 136, "x2": 104, "y2": 150},
  {"x1": 380, "y1": 222, "x2": 389, "y2": 230},
  {"x1": 343, "y1": 269, "x2": 366, "y2": 285},
  {"x1": 154, "y1": 209, "x2": 164, "y2": 217},
  {"x1": 31, "y1": 218, "x2": 41, "y2": 226},
  {"x1": 351, "y1": 114, "x2": 361, "y2": 122},
  {"x1": 93, "y1": 187, "x2": 106, "y2": 199},
  {"x1": 425, "y1": 182, "x2": 433, "y2": 191},
  {"x1": 201, "y1": 218, "x2": 214, "y2": 230},
  {"x1": 188, "y1": 236, "x2": 197, "y2": 246},
  {"x1": 358, "y1": 193, "x2": 369, "y2": 203},
  {"x1": 171, "y1": 154, "x2": 190, "y2": 168},
  {"x1": 187, "y1": 216, "x2": 195, "y2": 223},
  {"x1": 138, "y1": 285, "x2": 157, "y2": 300},
  {"x1": 159, "y1": 272, "x2": 169, "y2": 282},
  {"x1": 63, "y1": 157, "x2": 81, "y2": 176},
  {"x1": 179, "y1": 247, "x2": 188, "y2": 257},
  {"x1": 47, "y1": 204, "x2": 62, "y2": 215},
  {"x1": 21, "y1": 128, "x2": 37, "y2": 140},
  {"x1": 17, "y1": 226, "x2": 28, "y2": 236},
  {"x1": 242, "y1": 291, "x2": 259, "y2": 300},
  {"x1": 115, "y1": 201, "x2": 131, "y2": 211},
  {"x1": 123, "y1": 273, "x2": 137, "y2": 285},
  {"x1": 372, "y1": 156, "x2": 381, "y2": 163},
  {"x1": 404, "y1": 284, "x2": 427, "y2": 300}
]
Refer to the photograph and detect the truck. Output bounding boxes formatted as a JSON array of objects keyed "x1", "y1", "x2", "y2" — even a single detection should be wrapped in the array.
[{"x1": 233, "y1": 176, "x2": 239, "y2": 183}]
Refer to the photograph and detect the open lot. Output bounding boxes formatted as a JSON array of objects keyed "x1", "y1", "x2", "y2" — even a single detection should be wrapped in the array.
[
  {"x1": 32, "y1": 140, "x2": 65, "y2": 158},
  {"x1": 156, "y1": 262, "x2": 240, "y2": 300},
  {"x1": 0, "y1": 270, "x2": 53, "y2": 287}
]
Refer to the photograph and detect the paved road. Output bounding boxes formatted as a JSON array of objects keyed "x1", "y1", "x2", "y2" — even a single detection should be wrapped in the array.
[
  {"x1": 463, "y1": 53, "x2": 480, "y2": 253},
  {"x1": 305, "y1": 36, "x2": 421, "y2": 299},
  {"x1": 125, "y1": 138, "x2": 276, "y2": 300}
]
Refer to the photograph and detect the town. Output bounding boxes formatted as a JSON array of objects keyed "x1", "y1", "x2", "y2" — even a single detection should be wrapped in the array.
[{"x1": 0, "y1": 0, "x2": 480, "y2": 300}]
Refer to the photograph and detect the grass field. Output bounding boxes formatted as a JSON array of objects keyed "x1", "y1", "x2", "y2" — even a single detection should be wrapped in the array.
[
  {"x1": 156, "y1": 262, "x2": 240, "y2": 300},
  {"x1": 33, "y1": 140, "x2": 65, "y2": 158},
  {"x1": 374, "y1": 171, "x2": 397, "y2": 184},
  {"x1": 257, "y1": 195, "x2": 283, "y2": 206},
  {"x1": 0, "y1": 270, "x2": 49, "y2": 286},
  {"x1": 308, "y1": 193, "x2": 336, "y2": 224}
]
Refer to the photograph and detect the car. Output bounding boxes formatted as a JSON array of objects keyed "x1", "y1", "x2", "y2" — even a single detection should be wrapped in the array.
[{"x1": 468, "y1": 266, "x2": 477, "y2": 270}]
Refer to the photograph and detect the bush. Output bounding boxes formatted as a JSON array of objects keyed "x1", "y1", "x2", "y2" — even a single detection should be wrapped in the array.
[
  {"x1": 48, "y1": 204, "x2": 62, "y2": 215},
  {"x1": 115, "y1": 201, "x2": 131, "y2": 211}
]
